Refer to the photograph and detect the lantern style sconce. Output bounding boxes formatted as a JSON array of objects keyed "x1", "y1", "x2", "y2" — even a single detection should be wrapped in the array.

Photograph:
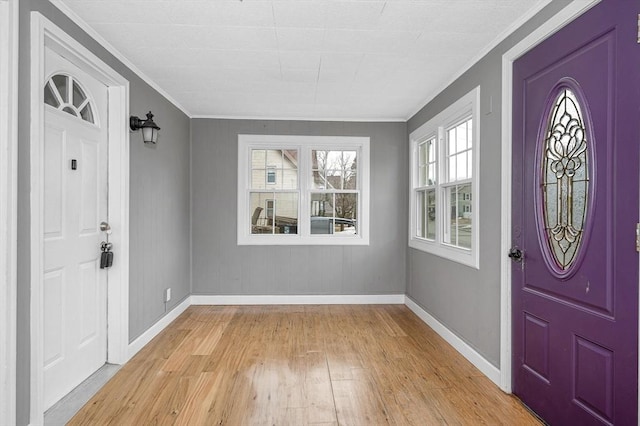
[{"x1": 130, "y1": 111, "x2": 160, "y2": 144}]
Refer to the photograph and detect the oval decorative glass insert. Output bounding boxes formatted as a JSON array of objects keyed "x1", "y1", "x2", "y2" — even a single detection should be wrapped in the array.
[
  {"x1": 541, "y1": 87, "x2": 589, "y2": 271},
  {"x1": 44, "y1": 74, "x2": 95, "y2": 124}
]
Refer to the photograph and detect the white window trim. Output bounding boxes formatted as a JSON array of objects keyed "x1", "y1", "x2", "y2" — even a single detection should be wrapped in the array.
[
  {"x1": 238, "y1": 134, "x2": 370, "y2": 246},
  {"x1": 409, "y1": 86, "x2": 480, "y2": 269}
]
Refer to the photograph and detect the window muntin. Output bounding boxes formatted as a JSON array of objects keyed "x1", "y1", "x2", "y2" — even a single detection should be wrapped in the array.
[
  {"x1": 44, "y1": 74, "x2": 95, "y2": 124},
  {"x1": 409, "y1": 87, "x2": 479, "y2": 268},
  {"x1": 238, "y1": 135, "x2": 369, "y2": 245}
]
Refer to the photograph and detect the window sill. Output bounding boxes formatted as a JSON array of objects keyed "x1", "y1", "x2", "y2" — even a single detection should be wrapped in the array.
[
  {"x1": 238, "y1": 234, "x2": 370, "y2": 246},
  {"x1": 409, "y1": 237, "x2": 479, "y2": 269}
]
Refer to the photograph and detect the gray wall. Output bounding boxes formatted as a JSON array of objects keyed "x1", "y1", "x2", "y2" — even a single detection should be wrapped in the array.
[
  {"x1": 191, "y1": 119, "x2": 407, "y2": 296},
  {"x1": 17, "y1": 2, "x2": 191, "y2": 424},
  {"x1": 406, "y1": 0, "x2": 573, "y2": 367}
]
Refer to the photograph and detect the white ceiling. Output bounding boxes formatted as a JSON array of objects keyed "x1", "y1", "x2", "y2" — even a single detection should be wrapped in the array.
[{"x1": 55, "y1": 0, "x2": 548, "y2": 120}]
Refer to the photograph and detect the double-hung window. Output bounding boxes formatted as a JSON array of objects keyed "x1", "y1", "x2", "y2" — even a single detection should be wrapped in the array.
[
  {"x1": 238, "y1": 135, "x2": 370, "y2": 245},
  {"x1": 409, "y1": 87, "x2": 480, "y2": 268}
]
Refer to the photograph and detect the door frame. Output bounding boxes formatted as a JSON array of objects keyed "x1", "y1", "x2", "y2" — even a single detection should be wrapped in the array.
[
  {"x1": 29, "y1": 12, "x2": 130, "y2": 423},
  {"x1": 0, "y1": 0, "x2": 18, "y2": 424},
  {"x1": 499, "y1": 0, "x2": 607, "y2": 393}
]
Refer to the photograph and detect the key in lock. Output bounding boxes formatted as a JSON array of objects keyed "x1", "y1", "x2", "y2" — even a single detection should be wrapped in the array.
[{"x1": 100, "y1": 241, "x2": 114, "y2": 269}]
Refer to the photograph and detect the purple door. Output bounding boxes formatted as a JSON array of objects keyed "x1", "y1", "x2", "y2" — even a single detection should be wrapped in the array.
[{"x1": 512, "y1": 1, "x2": 639, "y2": 424}]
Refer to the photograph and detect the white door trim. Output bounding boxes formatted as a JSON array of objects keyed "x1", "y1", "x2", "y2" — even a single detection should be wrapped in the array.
[
  {"x1": 30, "y1": 12, "x2": 130, "y2": 424},
  {"x1": 0, "y1": 0, "x2": 18, "y2": 424},
  {"x1": 499, "y1": 0, "x2": 601, "y2": 393}
]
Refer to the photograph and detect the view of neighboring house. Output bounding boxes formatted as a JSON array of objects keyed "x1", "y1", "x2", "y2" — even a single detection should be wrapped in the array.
[
  {"x1": 250, "y1": 149, "x2": 299, "y2": 234},
  {"x1": 250, "y1": 149, "x2": 358, "y2": 235}
]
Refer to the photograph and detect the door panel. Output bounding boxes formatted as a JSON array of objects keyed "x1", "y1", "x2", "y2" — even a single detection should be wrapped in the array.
[
  {"x1": 512, "y1": 1, "x2": 639, "y2": 424},
  {"x1": 43, "y1": 48, "x2": 109, "y2": 410},
  {"x1": 43, "y1": 126, "x2": 65, "y2": 238}
]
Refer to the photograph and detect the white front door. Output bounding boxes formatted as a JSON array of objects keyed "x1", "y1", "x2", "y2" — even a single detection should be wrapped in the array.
[{"x1": 42, "y1": 47, "x2": 109, "y2": 410}]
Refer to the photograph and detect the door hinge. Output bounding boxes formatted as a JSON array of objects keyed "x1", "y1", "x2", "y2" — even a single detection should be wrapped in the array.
[{"x1": 636, "y1": 223, "x2": 640, "y2": 252}]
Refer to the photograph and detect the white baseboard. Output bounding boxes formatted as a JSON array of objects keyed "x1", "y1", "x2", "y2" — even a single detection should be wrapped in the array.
[
  {"x1": 127, "y1": 296, "x2": 191, "y2": 359},
  {"x1": 404, "y1": 296, "x2": 502, "y2": 386},
  {"x1": 191, "y1": 294, "x2": 406, "y2": 305}
]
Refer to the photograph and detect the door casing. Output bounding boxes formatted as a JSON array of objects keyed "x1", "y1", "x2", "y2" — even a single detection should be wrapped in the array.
[
  {"x1": 29, "y1": 12, "x2": 130, "y2": 424},
  {"x1": 0, "y1": 0, "x2": 18, "y2": 424}
]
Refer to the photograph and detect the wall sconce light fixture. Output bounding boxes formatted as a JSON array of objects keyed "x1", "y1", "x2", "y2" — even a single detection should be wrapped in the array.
[{"x1": 130, "y1": 111, "x2": 160, "y2": 144}]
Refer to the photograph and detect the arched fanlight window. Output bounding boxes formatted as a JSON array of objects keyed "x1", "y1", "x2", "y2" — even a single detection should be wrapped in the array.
[{"x1": 44, "y1": 73, "x2": 95, "y2": 124}]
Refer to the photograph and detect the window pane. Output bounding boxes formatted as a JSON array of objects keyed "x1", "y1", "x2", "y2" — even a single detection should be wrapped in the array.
[
  {"x1": 274, "y1": 192, "x2": 298, "y2": 234},
  {"x1": 251, "y1": 169, "x2": 267, "y2": 189},
  {"x1": 311, "y1": 168, "x2": 326, "y2": 189},
  {"x1": 344, "y1": 172, "x2": 357, "y2": 190},
  {"x1": 310, "y1": 193, "x2": 357, "y2": 235},
  {"x1": 325, "y1": 169, "x2": 341, "y2": 189},
  {"x1": 456, "y1": 152, "x2": 467, "y2": 180},
  {"x1": 250, "y1": 192, "x2": 298, "y2": 234},
  {"x1": 72, "y1": 81, "x2": 87, "y2": 108},
  {"x1": 252, "y1": 150, "x2": 266, "y2": 169},
  {"x1": 417, "y1": 191, "x2": 425, "y2": 238},
  {"x1": 266, "y1": 149, "x2": 283, "y2": 169},
  {"x1": 456, "y1": 121, "x2": 467, "y2": 152},
  {"x1": 335, "y1": 193, "x2": 357, "y2": 229},
  {"x1": 448, "y1": 127, "x2": 457, "y2": 156},
  {"x1": 426, "y1": 189, "x2": 436, "y2": 240},
  {"x1": 419, "y1": 143, "x2": 426, "y2": 166},
  {"x1": 444, "y1": 184, "x2": 472, "y2": 249},
  {"x1": 250, "y1": 192, "x2": 273, "y2": 234},
  {"x1": 428, "y1": 164, "x2": 436, "y2": 186},
  {"x1": 419, "y1": 165, "x2": 426, "y2": 187},
  {"x1": 426, "y1": 139, "x2": 436, "y2": 186},
  {"x1": 278, "y1": 168, "x2": 298, "y2": 190},
  {"x1": 448, "y1": 155, "x2": 456, "y2": 182},
  {"x1": 80, "y1": 104, "x2": 94, "y2": 123},
  {"x1": 311, "y1": 193, "x2": 333, "y2": 234},
  {"x1": 62, "y1": 106, "x2": 78, "y2": 117},
  {"x1": 52, "y1": 74, "x2": 69, "y2": 103},
  {"x1": 417, "y1": 189, "x2": 436, "y2": 240},
  {"x1": 343, "y1": 151, "x2": 357, "y2": 172},
  {"x1": 312, "y1": 150, "x2": 327, "y2": 169},
  {"x1": 44, "y1": 82, "x2": 59, "y2": 108},
  {"x1": 429, "y1": 140, "x2": 435, "y2": 164}
]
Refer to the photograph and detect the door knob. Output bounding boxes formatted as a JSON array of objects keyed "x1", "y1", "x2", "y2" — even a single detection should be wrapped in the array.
[
  {"x1": 508, "y1": 247, "x2": 523, "y2": 262},
  {"x1": 100, "y1": 221, "x2": 112, "y2": 235}
]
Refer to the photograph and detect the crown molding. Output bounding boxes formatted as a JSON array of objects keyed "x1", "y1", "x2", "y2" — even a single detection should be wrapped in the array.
[{"x1": 49, "y1": 0, "x2": 191, "y2": 117}]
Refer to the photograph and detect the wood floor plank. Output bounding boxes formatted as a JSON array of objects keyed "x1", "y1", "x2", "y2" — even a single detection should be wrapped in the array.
[{"x1": 69, "y1": 305, "x2": 541, "y2": 426}]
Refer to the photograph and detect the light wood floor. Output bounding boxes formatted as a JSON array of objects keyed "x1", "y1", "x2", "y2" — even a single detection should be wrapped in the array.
[{"x1": 70, "y1": 305, "x2": 540, "y2": 425}]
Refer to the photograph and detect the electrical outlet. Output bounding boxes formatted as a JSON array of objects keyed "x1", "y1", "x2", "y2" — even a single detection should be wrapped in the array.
[{"x1": 164, "y1": 288, "x2": 171, "y2": 303}]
